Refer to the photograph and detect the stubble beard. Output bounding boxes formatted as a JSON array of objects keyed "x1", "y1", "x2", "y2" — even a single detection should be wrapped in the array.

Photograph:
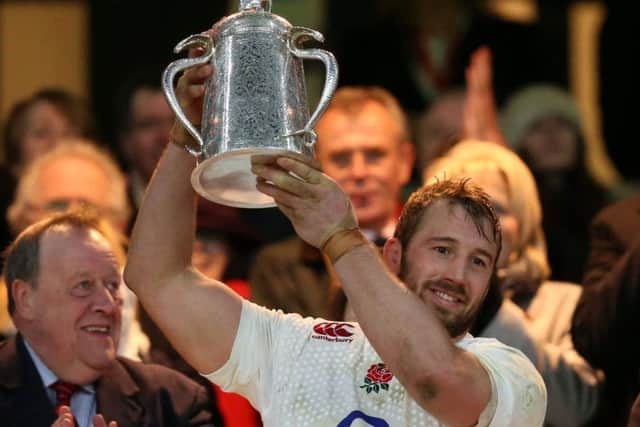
[{"x1": 401, "y1": 259, "x2": 478, "y2": 339}]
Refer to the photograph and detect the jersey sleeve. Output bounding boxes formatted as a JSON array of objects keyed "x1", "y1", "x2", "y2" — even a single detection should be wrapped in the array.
[
  {"x1": 201, "y1": 300, "x2": 294, "y2": 410},
  {"x1": 466, "y1": 338, "x2": 548, "y2": 427}
]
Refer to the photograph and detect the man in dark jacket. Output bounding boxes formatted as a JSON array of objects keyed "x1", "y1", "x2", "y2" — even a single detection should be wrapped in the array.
[
  {"x1": 572, "y1": 194, "x2": 640, "y2": 426},
  {"x1": 0, "y1": 211, "x2": 219, "y2": 427}
]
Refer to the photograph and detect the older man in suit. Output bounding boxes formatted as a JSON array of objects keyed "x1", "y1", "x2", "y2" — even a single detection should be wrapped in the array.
[{"x1": 0, "y1": 211, "x2": 218, "y2": 427}]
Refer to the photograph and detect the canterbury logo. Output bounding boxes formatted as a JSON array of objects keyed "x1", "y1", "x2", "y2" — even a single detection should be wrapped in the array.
[{"x1": 312, "y1": 322, "x2": 355, "y2": 342}]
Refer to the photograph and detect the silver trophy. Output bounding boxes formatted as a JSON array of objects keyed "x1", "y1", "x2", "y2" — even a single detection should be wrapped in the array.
[{"x1": 162, "y1": 0, "x2": 338, "y2": 208}]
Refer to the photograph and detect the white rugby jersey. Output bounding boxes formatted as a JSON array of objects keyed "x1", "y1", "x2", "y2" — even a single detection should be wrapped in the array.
[{"x1": 204, "y1": 300, "x2": 546, "y2": 427}]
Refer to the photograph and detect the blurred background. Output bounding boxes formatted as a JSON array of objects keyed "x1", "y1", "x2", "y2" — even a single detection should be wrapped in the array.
[
  {"x1": 1, "y1": 4, "x2": 638, "y2": 426},
  {"x1": 0, "y1": 0, "x2": 636, "y2": 189}
]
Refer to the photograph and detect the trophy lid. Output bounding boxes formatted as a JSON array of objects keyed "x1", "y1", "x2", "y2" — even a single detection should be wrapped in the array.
[
  {"x1": 212, "y1": 0, "x2": 290, "y2": 38},
  {"x1": 240, "y1": 0, "x2": 271, "y2": 12}
]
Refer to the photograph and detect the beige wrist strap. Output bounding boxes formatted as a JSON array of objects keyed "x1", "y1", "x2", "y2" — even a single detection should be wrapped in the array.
[{"x1": 322, "y1": 228, "x2": 370, "y2": 264}]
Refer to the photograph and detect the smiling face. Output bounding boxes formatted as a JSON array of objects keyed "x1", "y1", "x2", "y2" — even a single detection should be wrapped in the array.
[
  {"x1": 389, "y1": 200, "x2": 498, "y2": 339},
  {"x1": 18, "y1": 226, "x2": 123, "y2": 383},
  {"x1": 315, "y1": 101, "x2": 414, "y2": 232}
]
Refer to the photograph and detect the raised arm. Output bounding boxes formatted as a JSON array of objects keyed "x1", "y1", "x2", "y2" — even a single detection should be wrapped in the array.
[
  {"x1": 462, "y1": 46, "x2": 506, "y2": 146},
  {"x1": 123, "y1": 49, "x2": 241, "y2": 374},
  {"x1": 252, "y1": 158, "x2": 492, "y2": 426}
]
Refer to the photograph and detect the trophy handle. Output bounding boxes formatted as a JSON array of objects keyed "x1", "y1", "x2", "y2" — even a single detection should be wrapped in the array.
[
  {"x1": 288, "y1": 26, "x2": 339, "y2": 147},
  {"x1": 162, "y1": 34, "x2": 214, "y2": 156}
]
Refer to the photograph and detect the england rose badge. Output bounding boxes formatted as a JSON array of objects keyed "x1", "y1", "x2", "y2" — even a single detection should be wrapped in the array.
[{"x1": 360, "y1": 363, "x2": 393, "y2": 394}]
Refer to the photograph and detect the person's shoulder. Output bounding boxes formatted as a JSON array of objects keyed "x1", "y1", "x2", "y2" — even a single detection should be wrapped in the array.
[
  {"x1": 465, "y1": 336, "x2": 546, "y2": 392},
  {"x1": 469, "y1": 337, "x2": 548, "y2": 426},
  {"x1": 531, "y1": 281, "x2": 582, "y2": 317},
  {"x1": 0, "y1": 336, "x2": 18, "y2": 371},
  {"x1": 595, "y1": 193, "x2": 640, "y2": 222},
  {"x1": 243, "y1": 299, "x2": 324, "y2": 328},
  {"x1": 535, "y1": 281, "x2": 582, "y2": 299},
  {"x1": 114, "y1": 356, "x2": 205, "y2": 393},
  {"x1": 481, "y1": 299, "x2": 530, "y2": 339},
  {"x1": 254, "y1": 235, "x2": 307, "y2": 259},
  {"x1": 458, "y1": 335, "x2": 539, "y2": 372},
  {"x1": 109, "y1": 357, "x2": 220, "y2": 425},
  {"x1": 249, "y1": 236, "x2": 324, "y2": 280},
  {"x1": 458, "y1": 334, "x2": 518, "y2": 353},
  {"x1": 241, "y1": 300, "x2": 363, "y2": 344}
]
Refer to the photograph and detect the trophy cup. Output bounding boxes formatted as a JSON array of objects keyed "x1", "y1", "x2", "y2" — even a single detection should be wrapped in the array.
[{"x1": 162, "y1": 0, "x2": 338, "y2": 208}]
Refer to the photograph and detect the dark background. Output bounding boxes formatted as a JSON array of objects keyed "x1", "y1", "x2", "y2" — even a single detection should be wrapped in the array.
[
  {"x1": 89, "y1": 1, "x2": 228, "y2": 148},
  {"x1": 88, "y1": 0, "x2": 639, "y2": 182}
]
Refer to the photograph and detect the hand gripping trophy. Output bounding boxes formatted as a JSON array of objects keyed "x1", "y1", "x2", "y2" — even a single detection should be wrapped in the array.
[{"x1": 163, "y1": 0, "x2": 338, "y2": 208}]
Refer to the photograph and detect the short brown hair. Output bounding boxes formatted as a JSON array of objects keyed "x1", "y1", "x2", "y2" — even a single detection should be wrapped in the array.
[
  {"x1": 394, "y1": 178, "x2": 502, "y2": 260},
  {"x1": 323, "y1": 86, "x2": 410, "y2": 142},
  {"x1": 2, "y1": 211, "x2": 126, "y2": 315}
]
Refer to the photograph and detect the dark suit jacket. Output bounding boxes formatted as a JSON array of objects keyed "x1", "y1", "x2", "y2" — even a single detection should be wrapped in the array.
[
  {"x1": 249, "y1": 235, "x2": 389, "y2": 320},
  {"x1": 0, "y1": 335, "x2": 219, "y2": 427},
  {"x1": 249, "y1": 236, "x2": 333, "y2": 319},
  {"x1": 573, "y1": 235, "x2": 640, "y2": 426},
  {"x1": 583, "y1": 194, "x2": 640, "y2": 287}
]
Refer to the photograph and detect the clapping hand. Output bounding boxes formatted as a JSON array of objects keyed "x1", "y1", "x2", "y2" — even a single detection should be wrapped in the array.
[{"x1": 51, "y1": 406, "x2": 118, "y2": 427}]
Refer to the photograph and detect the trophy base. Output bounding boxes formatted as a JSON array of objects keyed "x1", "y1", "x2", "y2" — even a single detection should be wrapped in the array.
[{"x1": 191, "y1": 147, "x2": 295, "y2": 208}]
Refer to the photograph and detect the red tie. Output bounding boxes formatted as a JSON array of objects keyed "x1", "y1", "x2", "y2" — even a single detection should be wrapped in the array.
[{"x1": 50, "y1": 381, "x2": 79, "y2": 423}]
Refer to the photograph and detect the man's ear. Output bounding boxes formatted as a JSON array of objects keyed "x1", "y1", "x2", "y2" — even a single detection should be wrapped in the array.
[
  {"x1": 12, "y1": 279, "x2": 36, "y2": 320},
  {"x1": 382, "y1": 237, "x2": 403, "y2": 275}
]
